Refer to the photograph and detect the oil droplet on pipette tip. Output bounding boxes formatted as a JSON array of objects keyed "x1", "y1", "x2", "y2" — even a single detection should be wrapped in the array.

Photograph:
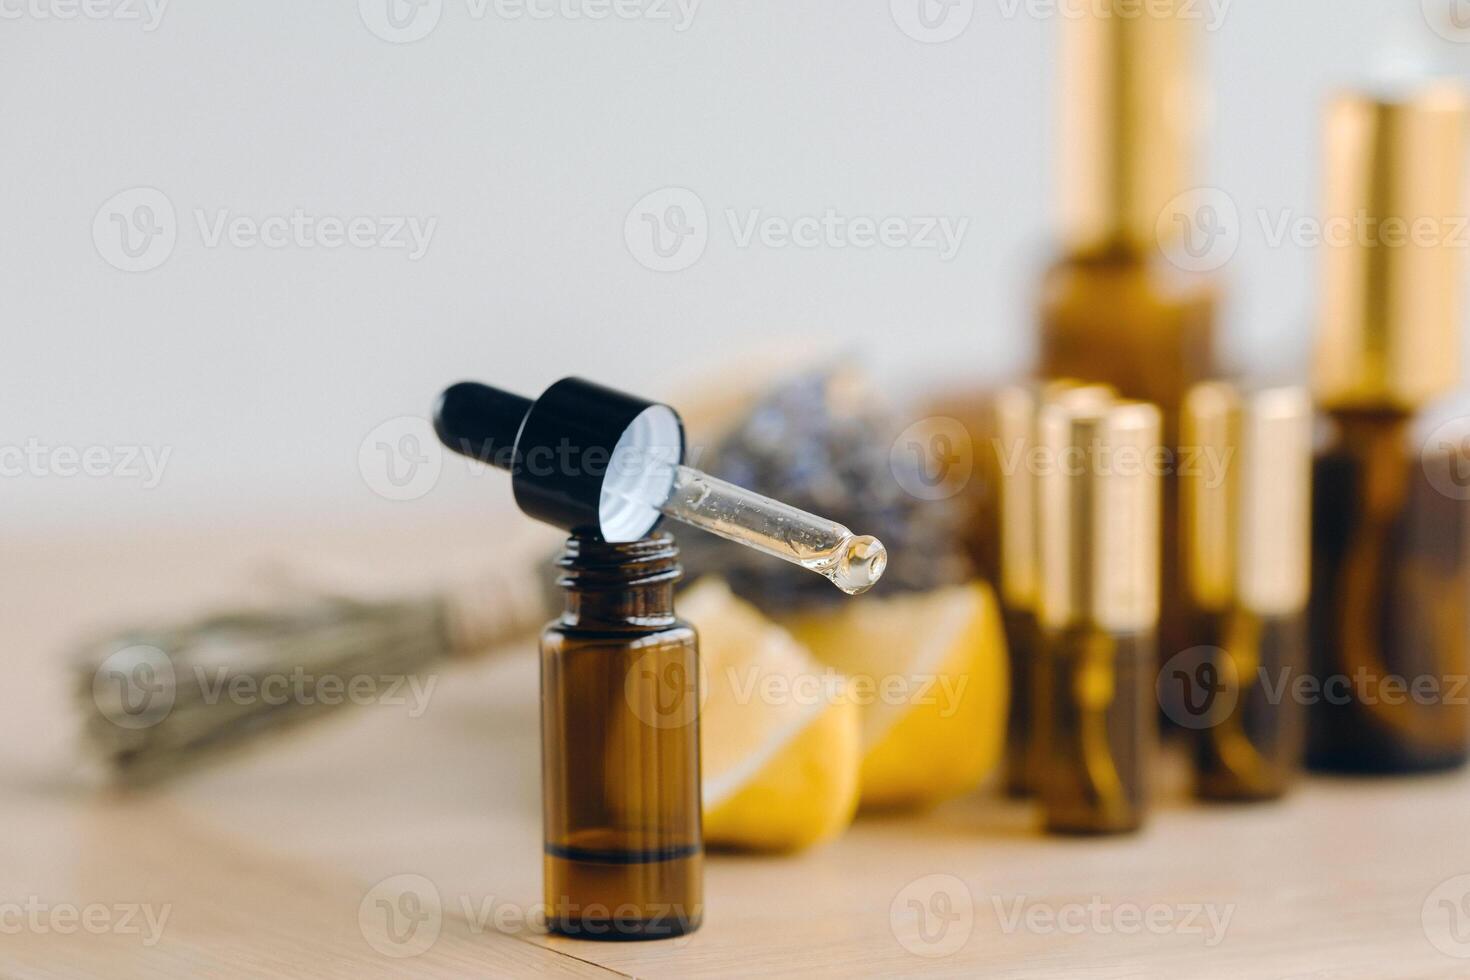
[{"x1": 824, "y1": 535, "x2": 888, "y2": 596}]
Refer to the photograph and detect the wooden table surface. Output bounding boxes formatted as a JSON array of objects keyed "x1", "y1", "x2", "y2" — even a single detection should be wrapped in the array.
[{"x1": 7, "y1": 518, "x2": 1470, "y2": 979}]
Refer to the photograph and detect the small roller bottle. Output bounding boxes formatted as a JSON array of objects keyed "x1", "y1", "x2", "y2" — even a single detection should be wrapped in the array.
[
  {"x1": 433, "y1": 376, "x2": 886, "y2": 939},
  {"x1": 995, "y1": 381, "x2": 1112, "y2": 798},
  {"x1": 1308, "y1": 86, "x2": 1470, "y2": 774},
  {"x1": 1035, "y1": 399, "x2": 1162, "y2": 834},
  {"x1": 1181, "y1": 383, "x2": 1313, "y2": 801}
]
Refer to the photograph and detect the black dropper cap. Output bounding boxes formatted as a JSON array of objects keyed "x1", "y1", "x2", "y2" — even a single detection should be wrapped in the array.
[{"x1": 433, "y1": 378, "x2": 685, "y2": 540}]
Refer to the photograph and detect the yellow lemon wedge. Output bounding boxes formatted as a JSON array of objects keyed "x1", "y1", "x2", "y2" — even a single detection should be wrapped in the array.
[
  {"x1": 785, "y1": 583, "x2": 1008, "y2": 811},
  {"x1": 680, "y1": 579, "x2": 862, "y2": 853}
]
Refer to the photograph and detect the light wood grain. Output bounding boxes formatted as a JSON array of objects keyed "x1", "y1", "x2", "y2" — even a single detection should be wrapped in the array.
[{"x1": 5, "y1": 521, "x2": 1470, "y2": 978}]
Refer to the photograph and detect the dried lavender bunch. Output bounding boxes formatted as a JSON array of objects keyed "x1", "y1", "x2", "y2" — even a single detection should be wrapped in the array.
[{"x1": 678, "y1": 367, "x2": 971, "y2": 613}]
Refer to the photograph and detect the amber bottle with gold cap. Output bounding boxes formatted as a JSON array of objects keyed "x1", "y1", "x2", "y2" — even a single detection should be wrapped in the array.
[
  {"x1": 1309, "y1": 85, "x2": 1470, "y2": 774},
  {"x1": 1035, "y1": 399, "x2": 1162, "y2": 834},
  {"x1": 1039, "y1": 0, "x2": 1218, "y2": 670},
  {"x1": 995, "y1": 381, "x2": 1113, "y2": 797},
  {"x1": 1181, "y1": 383, "x2": 1313, "y2": 800}
]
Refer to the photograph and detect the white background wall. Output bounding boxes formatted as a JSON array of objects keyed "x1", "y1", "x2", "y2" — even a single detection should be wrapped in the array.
[{"x1": 4, "y1": 1, "x2": 1467, "y2": 529}]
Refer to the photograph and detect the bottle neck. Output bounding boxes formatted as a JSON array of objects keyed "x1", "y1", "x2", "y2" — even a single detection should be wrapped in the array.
[{"x1": 556, "y1": 531, "x2": 682, "y2": 630}]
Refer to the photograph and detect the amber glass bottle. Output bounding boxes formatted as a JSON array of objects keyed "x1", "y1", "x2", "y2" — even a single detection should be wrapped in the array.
[
  {"x1": 1180, "y1": 383, "x2": 1313, "y2": 801},
  {"x1": 1308, "y1": 86, "x2": 1470, "y2": 775},
  {"x1": 995, "y1": 382, "x2": 1112, "y2": 797},
  {"x1": 541, "y1": 532, "x2": 703, "y2": 939},
  {"x1": 1035, "y1": 400, "x2": 1162, "y2": 834},
  {"x1": 1038, "y1": 0, "x2": 1218, "y2": 672}
]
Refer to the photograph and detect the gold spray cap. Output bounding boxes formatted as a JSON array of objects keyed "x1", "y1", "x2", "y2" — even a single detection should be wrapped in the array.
[
  {"x1": 1314, "y1": 84, "x2": 1470, "y2": 410},
  {"x1": 1038, "y1": 399, "x2": 1163, "y2": 633},
  {"x1": 1182, "y1": 382, "x2": 1313, "y2": 617},
  {"x1": 996, "y1": 381, "x2": 1114, "y2": 609},
  {"x1": 1059, "y1": 0, "x2": 1198, "y2": 253}
]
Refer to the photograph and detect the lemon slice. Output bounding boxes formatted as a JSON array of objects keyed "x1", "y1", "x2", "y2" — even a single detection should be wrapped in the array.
[
  {"x1": 680, "y1": 579, "x2": 862, "y2": 852},
  {"x1": 786, "y1": 583, "x2": 1008, "y2": 810}
]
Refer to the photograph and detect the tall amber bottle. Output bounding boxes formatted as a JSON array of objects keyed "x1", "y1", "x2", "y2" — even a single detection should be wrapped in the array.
[
  {"x1": 1308, "y1": 86, "x2": 1470, "y2": 774},
  {"x1": 1180, "y1": 383, "x2": 1313, "y2": 800},
  {"x1": 541, "y1": 532, "x2": 703, "y2": 938},
  {"x1": 1039, "y1": 0, "x2": 1218, "y2": 672},
  {"x1": 1036, "y1": 399, "x2": 1162, "y2": 834}
]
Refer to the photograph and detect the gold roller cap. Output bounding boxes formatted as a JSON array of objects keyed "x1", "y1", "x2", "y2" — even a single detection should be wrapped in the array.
[
  {"x1": 1182, "y1": 383, "x2": 1313, "y2": 617},
  {"x1": 1315, "y1": 84, "x2": 1470, "y2": 410},
  {"x1": 995, "y1": 381, "x2": 1114, "y2": 609},
  {"x1": 1038, "y1": 398, "x2": 1163, "y2": 633},
  {"x1": 1059, "y1": 0, "x2": 1199, "y2": 253}
]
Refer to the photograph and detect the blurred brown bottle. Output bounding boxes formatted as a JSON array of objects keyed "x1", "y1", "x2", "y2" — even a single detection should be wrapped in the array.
[
  {"x1": 1308, "y1": 86, "x2": 1470, "y2": 774},
  {"x1": 1180, "y1": 383, "x2": 1313, "y2": 801},
  {"x1": 1038, "y1": 0, "x2": 1219, "y2": 681},
  {"x1": 1035, "y1": 399, "x2": 1162, "y2": 835},
  {"x1": 994, "y1": 381, "x2": 1112, "y2": 797}
]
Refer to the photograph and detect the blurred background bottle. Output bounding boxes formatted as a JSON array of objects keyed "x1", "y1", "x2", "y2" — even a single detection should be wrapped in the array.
[
  {"x1": 995, "y1": 381, "x2": 1111, "y2": 798},
  {"x1": 1038, "y1": 0, "x2": 1219, "y2": 682},
  {"x1": 1036, "y1": 399, "x2": 1162, "y2": 835},
  {"x1": 1308, "y1": 85, "x2": 1470, "y2": 775},
  {"x1": 1181, "y1": 382, "x2": 1313, "y2": 801}
]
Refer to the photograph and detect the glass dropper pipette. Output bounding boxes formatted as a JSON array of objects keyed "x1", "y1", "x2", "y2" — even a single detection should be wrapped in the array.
[
  {"x1": 433, "y1": 378, "x2": 889, "y2": 596},
  {"x1": 652, "y1": 464, "x2": 886, "y2": 595}
]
